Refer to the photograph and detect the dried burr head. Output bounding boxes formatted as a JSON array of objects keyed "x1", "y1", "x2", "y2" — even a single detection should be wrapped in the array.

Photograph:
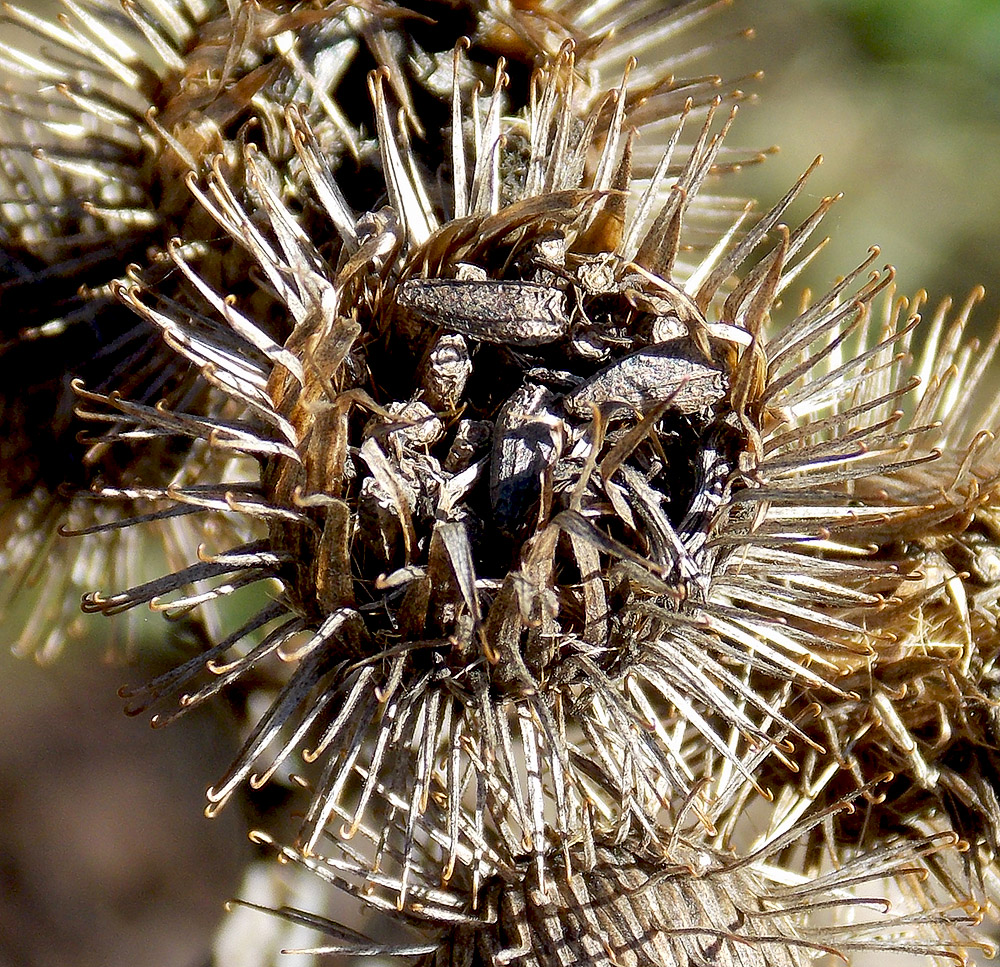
[
  {"x1": 9, "y1": 1, "x2": 1000, "y2": 963},
  {"x1": 69, "y1": 0, "x2": 783, "y2": 867},
  {"x1": 1, "y1": 0, "x2": 755, "y2": 658}
]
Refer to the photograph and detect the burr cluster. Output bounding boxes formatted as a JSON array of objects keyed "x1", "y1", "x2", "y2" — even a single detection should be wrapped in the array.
[{"x1": 2, "y1": 0, "x2": 999, "y2": 964}]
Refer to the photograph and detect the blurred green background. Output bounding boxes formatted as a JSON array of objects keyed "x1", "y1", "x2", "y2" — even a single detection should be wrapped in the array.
[{"x1": 734, "y1": 0, "x2": 1000, "y2": 337}]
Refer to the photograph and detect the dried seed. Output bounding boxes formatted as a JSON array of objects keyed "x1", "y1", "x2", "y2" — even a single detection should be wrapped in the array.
[
  {"x1": 490, "y1": 382, "x2": 562, "y2": 529},
  {"x1": 419, "y1": 333, "x2": 472, "y2": 409},
  {"x1": 396, "y1": 278, "x2": 570, "y2": 345},
  {"x1": 562, "y1": 338, "x2": 728, "y2": 418}
]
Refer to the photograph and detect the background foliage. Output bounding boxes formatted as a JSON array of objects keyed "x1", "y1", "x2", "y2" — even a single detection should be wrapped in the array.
[{"x1": 740, "y1": 0, "x2": 1000, "y2": 331}]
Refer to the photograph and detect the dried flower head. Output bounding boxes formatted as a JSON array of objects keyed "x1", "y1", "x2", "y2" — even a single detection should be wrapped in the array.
[
  {"x1": 0, "y1": 0, "x2": 300, "y2": 657},
  {"x1": 6, "y1": 0, "x2": 738, "y2": 658},
  {"x1": 67, "y1": 0, "x2": 791, "y2": 864},
  {"x1": 71, "y1": 0, "x2": 1000, "y2": 902},
  {"x1": 746, "y1": 285, "x2": 1000, "y2": 897}
]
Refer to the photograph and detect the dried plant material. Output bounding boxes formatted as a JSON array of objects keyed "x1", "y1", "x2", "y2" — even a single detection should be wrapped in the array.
[
  {"x1": 0, "y1": 0, "x2": 236, "y2": 658},
  {"x1": 741, "y1": 286, "x2": 1000, "y2": 898},
  {"x1": 69, "y1": 21, "x2": 953, "y2": 891},
  {"x1": 71, "y1": 23, "x2": 791, "y2": 862},
  {"x1": 5, "y1": 0, "x2": 755, "y2": 658},
  {"x1": 245, "y1": 775, "x2": 993, "y2": 967},
  {"x1": 0, "y1": 0, "x2": 329, "y2": 657},
  {"x1": 8, "y1": 1, "x2": 1000, "y2": 964}
]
